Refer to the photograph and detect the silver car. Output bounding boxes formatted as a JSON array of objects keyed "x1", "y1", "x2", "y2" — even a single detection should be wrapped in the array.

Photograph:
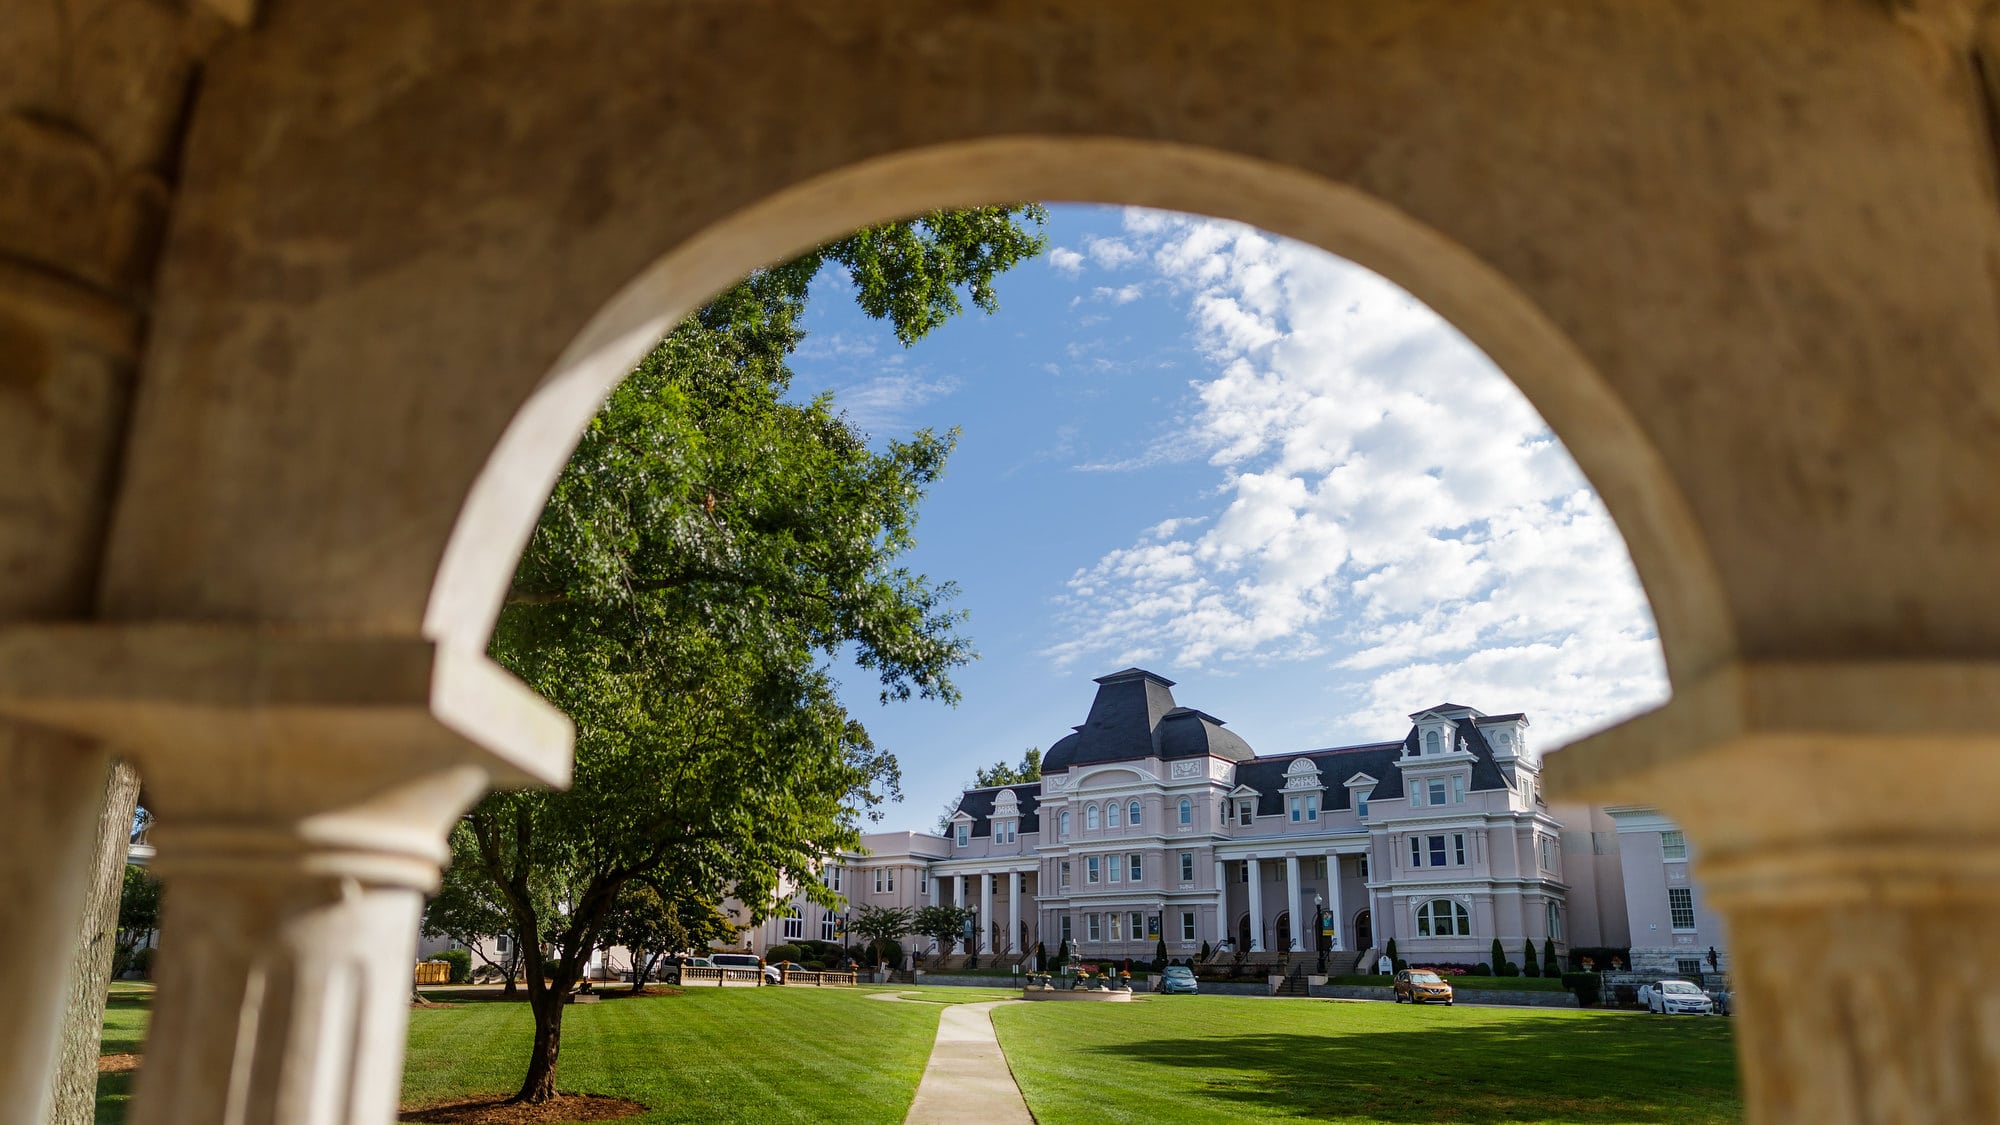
[{"x1": 1641, "y1": 978, "x2": 1714, "y2": 1015}]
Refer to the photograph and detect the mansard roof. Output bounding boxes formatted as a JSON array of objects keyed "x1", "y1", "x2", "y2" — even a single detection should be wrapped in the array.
[
  {"x1": 1042, "y1": 667, "x2": 1253, "y2": 770},
  {"x1": 951, "y1": 782, "x2": 1042, "y2": 839},
  {"x1": 1231, "y1": 713, "x2": 1511, "y2": 816}
]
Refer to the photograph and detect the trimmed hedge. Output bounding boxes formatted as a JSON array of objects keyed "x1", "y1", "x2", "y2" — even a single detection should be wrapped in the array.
[
  {"x1": 438, "y1": 948, "x2": 472, "y2": 985},
  {"x1": 1561, "y1": 972, "x2": 1603, "y2": 1006}
]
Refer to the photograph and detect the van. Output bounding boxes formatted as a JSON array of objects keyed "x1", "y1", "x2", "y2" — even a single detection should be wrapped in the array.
[{"x1": 709, "y1": 953, "x2": 768, "y2": 983}]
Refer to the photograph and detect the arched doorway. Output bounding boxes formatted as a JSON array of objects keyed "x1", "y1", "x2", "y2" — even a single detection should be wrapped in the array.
[
  {"x1": 1236, "y1": 913, "x2": 1251, "y2": 954},
  {"x1": 1275, "y1": 912, "x2": 1292, "y2": 951},
  {"x1": 1354, "y1": 910, "x2": 1373, "y2": 953}
]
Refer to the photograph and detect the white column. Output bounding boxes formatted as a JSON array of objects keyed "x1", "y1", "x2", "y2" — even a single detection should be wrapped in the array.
[
  {"x1": 955, "y1": 873, "x2": 965, "y2": 909},
  {"x1": 1007, "y1": 871, "x2": 1021, "y2": 954},
  {"x1": 929, "y1": 871, "x2": 940, "y2": 907},
  {"x1": 1285, "y1": 855, "x2": 1303, "y2": 951},
  {"x1": 1246, "y1": 857, "x2": 1264, "y2": 952},
  {"x1": 0, "y1": 730, "x2": 111, "y2": 1125},
  {"x1": 979, "y1": 872, "x2": 994, "y2": 954},
  {"x1": 1213, "y1": 859, "x2": 1229, "y2": 945},
  {"x1": 1326, "y1": 853, "x2": 1343, "y2": 951}
]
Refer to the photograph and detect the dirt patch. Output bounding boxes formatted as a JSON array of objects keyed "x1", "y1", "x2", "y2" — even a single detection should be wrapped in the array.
[
  {"x1": 98, "y1": 1054, "x2": 141, "y2": 1073},
  {"x1": 400, "y1": 1094, "x2": 647, "y2": 1123}
]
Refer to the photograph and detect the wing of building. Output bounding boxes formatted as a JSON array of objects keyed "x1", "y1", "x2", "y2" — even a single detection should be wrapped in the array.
[{"x1": 746, "y1": 667, "x2": 1724, "y2": 978}]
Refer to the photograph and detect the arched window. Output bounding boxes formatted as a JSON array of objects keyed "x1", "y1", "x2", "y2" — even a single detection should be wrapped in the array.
[
  {"x1": 1128, "y1": 799, "x2": 1142, "y2": 826},
  {"x1": 1416, "y1": 899, "x2": 1471, "y2": 937},
  {"x1": 1107, "y1": 802, "x2": 1122, "y2": 827},
  {"x1": 1059, "y1": 810, "x2": 1071, "y2": 836},
  {"x1": 1546, "y1": 901, "x2": 1563, "y2": 943},
  {"x1": 1178, "y1": 798, "x2": 1193, "y2": 825},
  {"x1": 783, "y1": 908, "x2": 804, "y2": 939},
  {"x1": 1085, "y1": 805, "x2": 1100, "y2": 830},
  {"x1": 1423, "y1": 730, "x2": 1441, "y2": 755}
]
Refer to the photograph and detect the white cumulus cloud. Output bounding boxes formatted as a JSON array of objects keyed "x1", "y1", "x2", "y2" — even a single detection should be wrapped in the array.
[{"x1": 1045, "y1": 212, "x2": 1668, "y2": 746}]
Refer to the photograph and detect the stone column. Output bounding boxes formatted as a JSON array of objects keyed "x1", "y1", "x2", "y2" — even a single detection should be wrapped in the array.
[
  {"x1": 954, "y1": 873, "x2": 966, "y2": 911},
  {"x1": 0, "y1": 727, "x2": 115, "y2": 1124},
  {"x1": 1246, "y1": 857, "x2": 1264, "y2": 952},
  {"x1": 979, "y1": 872, "x2": 994, "y2": 954},
  {"x1": 1547, "y1": 663, "x2": 2000, "y2": 1125},
  {"x1": 929, "y1": 871, "x2": 940, "y2": 908},
  {"x1": 0, "y1": 629, "x2": 571, "y2": 1125},
  {"x1": 1284, "y1": 855, "x2": 1303, "y2": 951},
  {"x1": 1213, "y1": 859, "x2": 1229, "y2": 945},
  {"x1": 1007, "y1": 870, "x2": 1021, "y2": 954},
  {"x1": 1326, "y1": 853, "x2": 1343, "y2": 950}
]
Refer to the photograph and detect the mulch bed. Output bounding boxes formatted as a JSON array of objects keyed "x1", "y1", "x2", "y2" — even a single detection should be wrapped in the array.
[
  {"x1": 400, "y1": 1095, "x2": 648, "y2": 1123},
  {"x1": 97, "y1": 1054, "x2": 141, "y2": 1073}
]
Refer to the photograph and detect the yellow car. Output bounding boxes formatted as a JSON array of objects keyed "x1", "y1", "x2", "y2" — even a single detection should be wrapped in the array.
[{"x1": 1393, "y1": 968, "x2": 1455, "y2": 1005}]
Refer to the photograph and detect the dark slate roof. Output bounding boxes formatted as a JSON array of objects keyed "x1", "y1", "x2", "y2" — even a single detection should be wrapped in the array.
[
  {"x1": 1158, "y1": 707, "x2": 1256, "y2": 762},
  {"x1": 1474, "y1": 712, "x2": 1527, "y2": 724},
  {"x1": 952, "y1": 783, "x2": 1042, "y2": 839},
  {"x1": 1041, "y1": 668, "x2": 1192, "y2": 771},
  {"x1": 1409, "y1": 702, "x2": 1483, "y2": 718},
  {"x1": 1231, "y1": 716, "x2": 1511, "y2": 816}
]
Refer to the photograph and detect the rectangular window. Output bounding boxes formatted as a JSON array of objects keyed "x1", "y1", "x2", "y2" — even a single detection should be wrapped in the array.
[
  {"x1": 1238, "y1": 802, "x2": 1254, "y2": 826},
  {"x1": 1409, "y1": 836, "x2": 1423, "y2": 866},
  {"x1": 1669, "y1": 887, "x2": 1696, "y2": 931},
  {"x1": 497, "y1": 934, "x2": 510, "y2": 954},
  {"x1": 1356, "y1": 794, "x2": 1369, "y2": 818},
  {"x1": 1359, "y1": 854, "x2": 1370, "y2": 878},
  {"x1": 1306, "y1": 794, "x2": 1320, "y2": 821},
  {"x1": 1020, "y1": 874, "x2": 1029, "y2": 892},
  {"x1": 1087, "y1": 856, "x2": 1101, "y2": 884},
  {"x1": 1178, "y1": 800, "x2": 1193, "y2": 826},
  {"x1": 1108, "y1": 856, "x2": 1122, "y2": 883},
  {"x1": 874, "y1": 869, "x2": 884, "y2": 893},
  {"x1": 1181, "y1": 911, "x2": 1197, "y2": 941},
  {"x1": 1109, "y1": 914, "x2": 1122, "y2": 940},
  {"x1": 1179, "y1": 852, "x2": 1195, "y2": 882},
  {"x1": 1129, "y1": 854, "x2": 1143, "y2": 882},
  {"x1": 821, "y1": 915, "x2": 838, "y2": 942},
  {"x1": 1059, "y1": 860, "x2": 1072, "y2": 888},
  {"x1": 1288, "y1": 795, "x2": 1302, "y2": 822},
  {"x1": 1238, "y1": 861, "x2": 1250, "y2": 884},
  {"x1": 887, "y1": 869, "x2": 895, "y2": 893},
  {"x1": 1677, "y1": 958, "x2": 1702, "y2": 977},
  {"x1": 1428, "y1": 779, "x2": 1447, "y2": 806},
  {"x1": 1087, "y1": 913, "x2": 1102, "y2": 942},
  {"x1": 1313, "y1": 857, "x2": 1326, "y2": 879},
  {"x1": 1131, "y1": 911, "x2": 1145, "y2": 937},
  {"x1": 919, "y1": 871, "x2": 928, "y2": 895},
  {"x1": 1451, "y1": 775, "x2": 1466, "y2": 803},
  {"x1": 783, "y1": 912, "x2": 804, "y2": 939},
  {"x1": 1428, "y1": 835, "x2": 1448, "y2": 867},
  {"x1": 955, "y1": 824, "x2": 968, "y2": 847},
  {"x1": 1060, "y1": 915, "x2": 1073, "y2": 944},
  {"x1": 1540, "y1": 836, "x2": 1555, "y2": 870},
  {"x1": 1409, "y1": 783, "x2": 1423, "y2": 808},
  {"x1": 1453, "y1": 833, "x2": 1467, "y2": 866},
  {"x1": 1661, "y1": 830, "x2": 1688, "y2": 860}
]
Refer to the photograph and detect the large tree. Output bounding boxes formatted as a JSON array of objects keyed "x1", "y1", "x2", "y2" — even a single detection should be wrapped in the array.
[
  {"x1": 937, "y1": 747, "x2": 1042, "y2": 833},
  {"x1": 457, "y1": 206, "x2": 1045, "y2": 1104}
]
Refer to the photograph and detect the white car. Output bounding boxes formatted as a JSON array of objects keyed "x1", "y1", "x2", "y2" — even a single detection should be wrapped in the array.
[{"x1": 1641, "y1": 978, "x2": 1714, "y2": 1015}]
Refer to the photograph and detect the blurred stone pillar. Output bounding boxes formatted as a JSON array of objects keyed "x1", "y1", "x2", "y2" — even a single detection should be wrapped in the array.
[{"x1": 0, "y1": 628, "x2": 570, "y2": 1125}]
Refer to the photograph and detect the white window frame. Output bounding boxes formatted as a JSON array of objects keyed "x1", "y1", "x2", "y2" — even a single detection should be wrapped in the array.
[
  {"x1": 1130, "y1": 911, "x2": 1145, "y2": 938},
  {"x1": 1109, "y1": 855, "x2": 1122, "y2": 883},
  {"x1": 1128, "y1": 854, "x2": 1142, "y2": 882},
  {"x1": 1306, "y1": 793, "x2": 1320, "y2": 821},
  {"x1": 1107, "y1": 802, "x2": 1122, "y2": 828},
  {"x1": 1060, "y1": 915, "x2": 1073, "y2": 944},
  {"x1": 1109, "y1": 913, "x2": 1122, "y2": 940},
  {"x1": 874, "y1": 869, "x2": 884, "y2": 893},
  {"x1": 1178, "y1": 798, "x2": 1193, "y2": 825},
  {"x1": 1086, "y1": 805, "x2": 1101, "y2": 830},
  {"x1": 1546, "y1": 901, "x2": 1563, "y2": 942},
  {"x1": 1128, "y1": 799, "x2": 1142, "y2": 827},
  {"x1": 1409, "y1": 783, "x2": 1424, "y2": 808},
  {"x1": 1428, "y1": 834, "x2": 1447, "y2": 868},
  {"x1": 1453, "y1": 833, "x2": 1467, "y2": 866},
  {"x1": 1661, "y1": 829, "x2": 1688, "y2": 860},
  {"x1": 1424, "y1": 730, "x2": 1441, "y2": 755},
  {"x1": 1668, "y1": 887, "x2": 1696, "y2": 931},
  {"x1": 1181, "y1": 911, "x2": 1197, "y2": 941},
  {"x1": 955, "y1": 824, "x2": 968, "y2": 847},
  {"x1": 1086, "y1": 913, "x2": 1102, "y2": 942},
  {"x1": 1428, "y1": 779, "x2": 1447, "y2": 806},
  {"x1": 1451, "y1": 775, "x2": 1466, "y2": 803},
  {"x1": 1087, "y1": 856, "x2": 1101, "y2": 884},
  {"x1": 1409, "y1": 836, "x2": 1423, "y2": 867},
  {"x1": 821, "y1": 914, "x2": 838, "y2": 942},
  {"x1": 1179, "y1": 852, "x2": 1194, "y2": 882},
  {"x1": 1288, "y1": 795, "x2": 1303, "y2": 823},
  {"x1": 1417, "y1": 898, "x2": 1471, "y2": 937},
  {"x1": 829, "y1": 866, "x2": 842, "y2": 892},
  {"x1": 1356, "y1": 794, "x2": 1369, "y2": 818},
  {"x1": 1238, "y1": 801, "x2": 1254, "y2": 827},
  {"x1": 919, "y1": 871, "x2": 928, "y2": 895},
  {"x1": 1059, "y1": 860, "x2": 1072, "y2": 888},
  {"x1": 1059, "y1": 810, "x2": 1071, "y2": 837},
  {"x1": 783, "y1": 909, "x2": 804, "y2": 939}
]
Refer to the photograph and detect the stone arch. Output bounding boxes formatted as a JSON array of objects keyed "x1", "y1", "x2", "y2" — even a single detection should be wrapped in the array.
[{"x1": 424, "y1": 138, "x2": 1731, "y2": 698}]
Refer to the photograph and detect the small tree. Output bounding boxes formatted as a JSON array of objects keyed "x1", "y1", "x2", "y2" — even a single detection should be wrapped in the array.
[
  {"x1": 1383, "y1": 938, "x2": 1398, "y2": 974},
  {"x1": 1522, "y1": 939, "x2": 1540, "y2": 978},
  {"x1": 601, "y1": 882, "x2": 735, "y2": 993},
  {"x1": 1543, "y1": 938, "x2": 1558, "y2": 976},
  {"x1": 1491, "y1": 938, "x2": 1507, "y2": 975},
  {"x1": 1154, "y1": 938, "x2": 1168, "y2": 973},
  {"x1": 853, "y1": 905, "x2": 916, "y2": 968},
  {"x1": 1199, "y1": 940, "x2": 1212, "y2": 962},
  {"x1": 912, "y1": 905, "x2": 971, "y2": 959},
  {"x1": 112, "y1": 865, "x2": 163, "y2": 981}
]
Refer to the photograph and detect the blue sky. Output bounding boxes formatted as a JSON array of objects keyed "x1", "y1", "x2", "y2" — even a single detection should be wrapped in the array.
[{"x1": 787, "y1": 205, "x2": 1669, "y2": 833}]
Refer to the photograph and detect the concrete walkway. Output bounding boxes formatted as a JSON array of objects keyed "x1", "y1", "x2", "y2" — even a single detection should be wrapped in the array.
[{"x1": 902, "y1": 1000, "x2": 1034, "y2": 1125}]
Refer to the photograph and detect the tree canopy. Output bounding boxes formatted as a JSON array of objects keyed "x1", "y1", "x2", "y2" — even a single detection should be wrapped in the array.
[
  {"x1": 449, "y1": 205, "x2": 1046, "y2": 1104},
  {"x1": 938, "y1": 747, "x2": 1042, "y2": 833}
]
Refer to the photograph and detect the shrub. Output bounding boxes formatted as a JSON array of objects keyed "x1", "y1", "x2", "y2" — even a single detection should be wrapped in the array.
[
  {"x1": 768, "y1": 944, "x2": 803, "y2": 964},
  {"x1": 1613, "y1": 983, "x2": 1639, "y2": 1007},
  {"x1": 1522, "y1": 940, "x2": 1540, "y2": 978},
  {"x1": 1543, "y1": 938, "x2": 1558, "y2": 975},
  {"x1": 1498, "y1": 961, "x2": 1520, "y2": 978},
  {"x1": 1199, "y1": 940, "x2": 1212, "y2": 962},
  {"x1": 1383, "y1": 939, "x2": 1398, "y2": 966},
  {"x1": 803, "y1": 960, "x2": 825, "y2": 971},
  {"x1": 132, "y1": 946, "x2": 156, "y2": 978},
  {"x1": 1392, "y1": 959, "x2": 1408, "y2": 972},
  {"x1": 1561, "y1": 972, "x2": 1602, "y2": 1006},
  {"x1": 1490, "y1": 938, "x2": 1507, "y2": 973},
  {"x1": 1473, "y1": 962, "x2": 1491, "y2": 975},
  {"x1": 875, "y1": 938, "x2": 903, "y2": 967},
  {"x1": 438, "y1": 948, "x2": 472, "y2": 985}
]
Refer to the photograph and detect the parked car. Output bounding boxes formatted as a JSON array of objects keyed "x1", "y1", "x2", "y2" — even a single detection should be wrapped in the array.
[
  {"x1": 661, "y1": 956, "x2": 712, "y2": 984},
  {"x1": 1393, "y1": 969, "x2": 1455, "y2": 1005},
  {"x1": 1160, "y1": 965, "x2": 1199, "y2": 995},
  {"x1": 709, "y1": 952, "x2": 769, "y2": 982},
  {"x1": 766, "y1": 960, "x2": 807, "y2": 983},
  {"x1": 1640, "y1": 979, "x2": 1714, "y2": 1015}
]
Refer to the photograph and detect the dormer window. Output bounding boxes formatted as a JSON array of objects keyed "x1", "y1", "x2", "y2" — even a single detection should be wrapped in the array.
[
  {"x1": 1287, "y1": 794, "x2": 1319, "y2": 822},
  {"x1": 1423, "y1": 730, "x2": 1441, "y2": 755},
  {"x1": 1356, "y1": 793, "x2": 1370, "y2": 818},
  {"x1": 955, "y1": 824, "x2": 969, "y2": 847},
  {"x1": 1237, "y1": 801, "x2": 1254, "y2": 826}
]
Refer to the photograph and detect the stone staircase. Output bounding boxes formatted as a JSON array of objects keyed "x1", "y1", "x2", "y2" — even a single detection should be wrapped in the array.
[{"x1": 1272, "y1": 964, "x2": 1313, "y2": 996}]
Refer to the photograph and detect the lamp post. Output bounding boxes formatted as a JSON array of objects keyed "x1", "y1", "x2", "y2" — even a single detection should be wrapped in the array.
[{"x1": 1315, "y1": 895, "x2": 1328, "y2": 974}]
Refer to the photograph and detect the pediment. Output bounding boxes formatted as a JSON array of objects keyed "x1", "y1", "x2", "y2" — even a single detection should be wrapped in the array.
[{"x1": 1344, "y1": 771, "x2": 1379, "y2": 788}]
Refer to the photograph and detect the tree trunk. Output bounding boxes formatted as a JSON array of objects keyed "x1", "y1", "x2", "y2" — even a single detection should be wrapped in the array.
[
  {"x1": 514, "y1": 975, "x2": 569, "y2": 1104},
  {"x1": 48, "y1": 759, "x2": 141, "y2": 1125}
]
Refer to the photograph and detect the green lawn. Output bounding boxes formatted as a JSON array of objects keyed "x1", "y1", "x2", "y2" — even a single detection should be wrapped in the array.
[
  {"x1": 99, "y1": 986, "x2": 943, "y2": 1125},
  {"x1": 991, "y1": 995, "x2": 1739, "y2": 1124}
]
